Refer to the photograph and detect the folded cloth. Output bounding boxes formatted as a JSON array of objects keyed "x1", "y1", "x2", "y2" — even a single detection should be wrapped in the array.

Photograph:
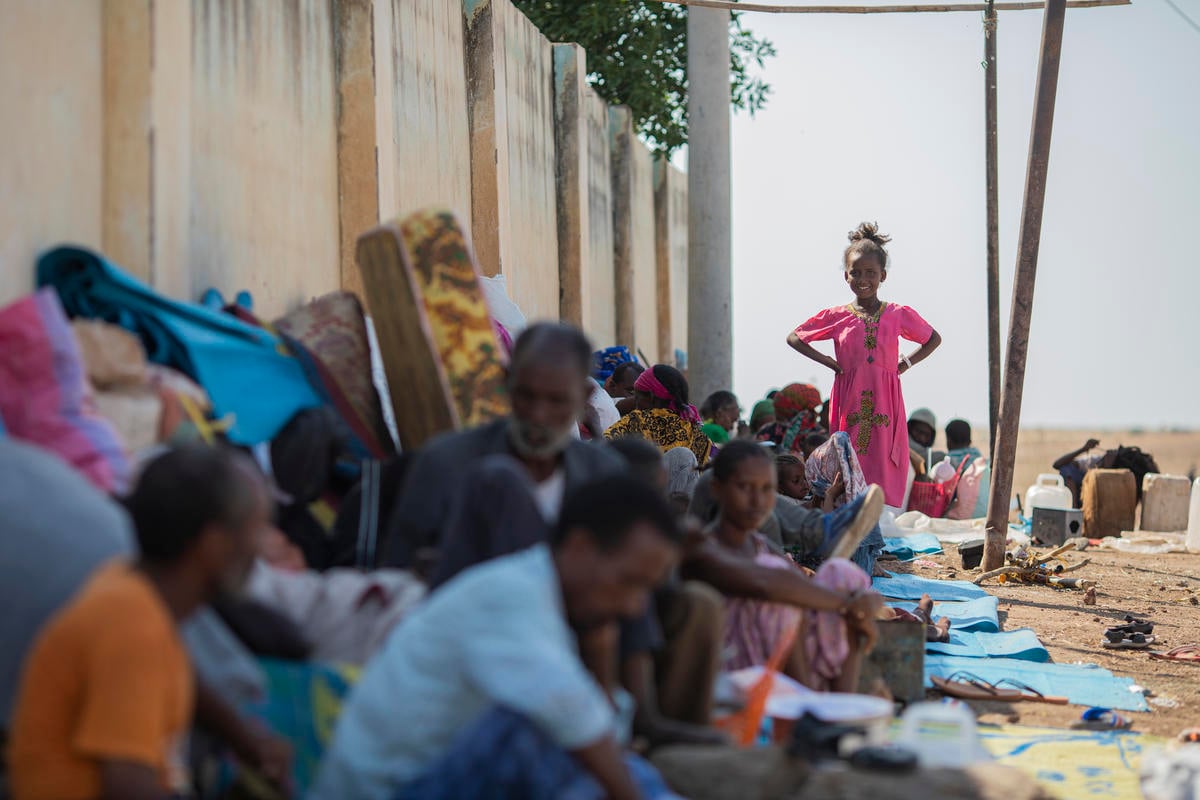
[
  {"x1": 39, "y1": 246, "x2": 320, "y2": 444},
  {"x1": 882, "y1": 533, "x2": 943, "y2": 561}
]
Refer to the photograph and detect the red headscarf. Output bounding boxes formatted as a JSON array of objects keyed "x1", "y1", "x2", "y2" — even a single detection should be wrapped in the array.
[
  {"x1": 634, "y1": 369, "x2": 702, "y2": 424},
  {"x1": 773, "y1": 383, "x2": 822, "y2": 423}
]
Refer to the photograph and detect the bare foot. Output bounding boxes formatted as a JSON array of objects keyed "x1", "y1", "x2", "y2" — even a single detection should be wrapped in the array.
[{"x1": 916, "y1": 593, "x2": 935, "y2": 623}]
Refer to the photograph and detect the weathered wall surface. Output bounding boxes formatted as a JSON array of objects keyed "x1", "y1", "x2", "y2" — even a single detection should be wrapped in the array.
[
  {"x1": 379, "y1": 0, "x2": 473, "y2": 229},
  {"x1": 0, "y1": 0, "x2": 686, "y2": 361},
  {"x1": 584, "y1": 88, "x2": 617, "y2": 348},
  {"x1": 656, "y1": 161, "x2": 689, "y2": 365},
  {"x1": 467, "y1": 0, "x2": 559, "y2": 322},
  {"x1": 0, "y1": 0, "x2": 103, "y2": 305},
  {"x1": 630, "y1": 140, "x2": 658, "y2": 361},
  {"x1": 189, "y1": 0, "x2": 341, "y2": 316}
]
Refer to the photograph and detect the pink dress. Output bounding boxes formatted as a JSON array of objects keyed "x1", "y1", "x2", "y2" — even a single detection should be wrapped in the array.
[{"x1": 792, "y1": 303, "x2": 933, "y2": 507}]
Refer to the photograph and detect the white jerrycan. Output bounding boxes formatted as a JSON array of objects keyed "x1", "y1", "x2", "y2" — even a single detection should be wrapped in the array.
[
  {"x1": 1186, "y1": 479, "x2": 1200, "y2": 553},
  {"x1": 1025, "y1": 474, "x2": 1073, "y2": 514}
]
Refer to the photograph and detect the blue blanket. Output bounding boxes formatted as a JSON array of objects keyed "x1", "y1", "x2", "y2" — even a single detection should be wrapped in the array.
[
  {"x1": 38, "y1": 247, "x2": 321, "y2": 444},
  {"x1": 882, "y1": 534, "x2": 943, "y2": 561},
  {"x1": 872, "y1": 572, "x2": 990, "y2": 602},
  {"x1": 925, "y1": 655, "x2": 1150, "y2": 712},
  {"x1": 926, "y1": 628, "x2": 1048, "y2": 662}
]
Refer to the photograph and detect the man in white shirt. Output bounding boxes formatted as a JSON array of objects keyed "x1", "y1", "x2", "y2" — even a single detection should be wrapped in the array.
[{"x1": 310, "y1": 476, "x2": 684, "y2": 800}]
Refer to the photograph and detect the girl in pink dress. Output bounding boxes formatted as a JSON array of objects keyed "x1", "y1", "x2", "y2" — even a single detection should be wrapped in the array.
[{"x1": 787, "y1": 223, "x2": 942, "y2": 507}]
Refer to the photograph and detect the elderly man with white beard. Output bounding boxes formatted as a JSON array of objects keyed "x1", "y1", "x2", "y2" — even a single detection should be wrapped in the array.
[{"x1": 379, "y1": 322, "x2": 624, "y2": 571}]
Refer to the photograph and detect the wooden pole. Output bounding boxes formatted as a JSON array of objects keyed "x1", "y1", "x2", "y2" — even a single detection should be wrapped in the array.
[
  {"x1": 649, "y1": 0, "x2": 1125, "y2": 13},
  {"x1": 983, "y1": 0, "x2": 1067, "y2": 571},
  {"x1": 984, "y1": 0, "x2": 1001, "y2": 455}
]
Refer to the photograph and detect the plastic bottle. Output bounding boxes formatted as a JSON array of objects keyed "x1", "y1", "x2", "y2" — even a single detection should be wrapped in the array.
[
  {"x1": 1024, "y1": 474, "x2": 1073, "y2": 514},
  {"x1": 1186, "y1": 479, "x2": 1200, "y2": 553}
]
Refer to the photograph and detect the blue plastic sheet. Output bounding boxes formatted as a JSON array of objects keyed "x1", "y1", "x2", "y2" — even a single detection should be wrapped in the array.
[
  {"x1": 872, "y1": 572, "x2": 991, "y2": 602},
  {"x1": 926, "y1": 628, "x2": 1049, "y2": 662},
  {"x1": 925, "y1": 655, "x2": 1150, "y2": 712}
]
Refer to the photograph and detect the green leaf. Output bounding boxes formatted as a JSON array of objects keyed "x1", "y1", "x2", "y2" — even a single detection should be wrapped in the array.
[{"x1": 513, "y1": 0, "x2": 773, "y2": 154}]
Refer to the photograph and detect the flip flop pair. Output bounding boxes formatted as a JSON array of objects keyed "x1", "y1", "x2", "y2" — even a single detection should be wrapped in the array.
[
  {"x1": 1149, "y1": 645, "x2": 1200, "y2": 663},
  {"x1": 931, "y1": 671, "x2": 1068, "y2": 705}
]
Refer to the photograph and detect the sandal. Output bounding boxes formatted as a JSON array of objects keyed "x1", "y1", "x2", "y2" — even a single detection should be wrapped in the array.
[
  {"x1": 1149, "y1": 645, "x2": 1200, "y2": 663},
  {"x1": 1105, "y1": 616, "x2": 1154, "y2": 637},
  {"x1": 931, "y1": 671, "x2": 1069, "y2": 704},
  {"x1": 1071, "y1": 707, "x2": 1132, "y2": 731},
  {"x1": 1102, "y1": 632, "x2": 1156, "y2": 650}
]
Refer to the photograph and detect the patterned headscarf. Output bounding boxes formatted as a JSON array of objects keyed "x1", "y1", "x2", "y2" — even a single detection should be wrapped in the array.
[{"x1": 773, "y1": 383, "x2": 822, "y2": 423}]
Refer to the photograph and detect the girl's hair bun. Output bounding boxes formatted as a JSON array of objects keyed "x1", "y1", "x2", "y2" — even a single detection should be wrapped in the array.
[
  {"x1": 848, "y1": 221, "x2": 891, "y2": 246},
  {"x1": 843, "y1": 221, "x2": 892, "y2": 269}
]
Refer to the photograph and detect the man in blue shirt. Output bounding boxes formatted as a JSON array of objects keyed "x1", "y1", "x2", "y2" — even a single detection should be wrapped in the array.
[{"x1": 311, "y1": 476, "x2": 684, "y2": 800}]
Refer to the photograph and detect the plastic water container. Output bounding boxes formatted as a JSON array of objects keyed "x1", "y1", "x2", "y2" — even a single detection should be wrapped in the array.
[
  {"x1": 1187, "y1": 479, "x2": 1200, "y2": 553},
  {"x1": 897, "y1": 701, "x2": 989, "y2": 768},
  {"x1": 1025, "y1": 474, "x2": 1073, "y2": 514}
]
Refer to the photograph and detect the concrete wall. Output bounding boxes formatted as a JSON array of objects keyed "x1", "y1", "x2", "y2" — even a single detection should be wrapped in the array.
[
  {"x1": 0, "y1": 0, "x2": 685, "y2": 359},
  {"x1": 656, "y1": 160, "x2": 689, "y2": 366},
  {"x1": 584, "y1": 87, "x2": 617, "y2": 347},
  {"x1": 467, "y1": 0, "x2": 559, "y2": 322},
  {"x1": 378, "y1": 0, "x2": 473, "y2": 230},
  {"x1": 629, "y1": 139, "x2": 658, "y2": 361},
  {"x1": 0, "y1": 0, "x2": 103, "y2": 306},
  {"x1": 189, "y1": 0, "x2": 341, "y2": 315}
]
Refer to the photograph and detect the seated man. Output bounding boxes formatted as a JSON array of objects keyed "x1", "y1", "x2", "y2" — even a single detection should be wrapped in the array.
[
  {"x1": 310, "y1": 477, "x2": 684, "y2": 800},
  {"x1": 945, "y1": 419, "x2": 983, "y2": 467},
  {"x1": 8, "y1": 445, "x2": 272, "y2": 800},
  {"x1": 381, "y1": 323, "x2": 623, "y2": 570},
  {"x1": 907, "y1": 407, "x2": 939, "y2": 478}
]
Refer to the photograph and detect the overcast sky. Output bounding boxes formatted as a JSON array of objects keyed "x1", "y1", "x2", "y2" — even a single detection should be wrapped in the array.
[{"x1": 710, "y1": 0, "x2": 1198, "y2": 429}]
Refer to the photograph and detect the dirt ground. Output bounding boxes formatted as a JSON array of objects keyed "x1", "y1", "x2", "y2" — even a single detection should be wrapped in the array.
[
  {"x1": 892, "y1": 547, "x2": 1200, "y2": 738},
  {"x1": 891, "y1": 428, "x2": 1200, "y2": 737}
]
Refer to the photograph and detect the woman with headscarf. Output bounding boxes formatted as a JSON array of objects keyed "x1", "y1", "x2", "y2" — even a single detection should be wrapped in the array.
[
  {"x1": 756, "y1": 383, "x2": 823, "y2": 454},
  {"x1": 604, "y1": 365, "x2": 713, "y2": 466},
  {"x1": 748, "y1": 399, "x2": 776, "y2": 434}
]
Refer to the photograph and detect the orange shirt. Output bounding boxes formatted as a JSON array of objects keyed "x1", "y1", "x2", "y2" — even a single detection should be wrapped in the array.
[{"x1": 8, "y1": 561, "x2": 194, "y2": 800}]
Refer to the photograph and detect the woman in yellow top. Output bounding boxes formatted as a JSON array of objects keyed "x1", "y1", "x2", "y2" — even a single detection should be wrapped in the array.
[{"x1": 604, "y1": 364, "x2": 714, "y2": 466}]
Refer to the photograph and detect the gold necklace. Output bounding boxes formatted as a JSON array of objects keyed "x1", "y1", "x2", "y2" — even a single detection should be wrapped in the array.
[
  {"x1": 847, "y1": 301, "x2": 886, "y2": 323},
  {"x1": 847, "y1": 302, "x2": 887, "y2": 360}
]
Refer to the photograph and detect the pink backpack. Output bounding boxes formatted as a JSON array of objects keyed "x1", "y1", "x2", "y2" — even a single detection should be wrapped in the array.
[{"x1": 947, "y1": 457, "x2": 990, "y2": 520}]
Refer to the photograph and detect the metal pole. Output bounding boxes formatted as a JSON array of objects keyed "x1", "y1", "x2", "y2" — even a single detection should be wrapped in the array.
[
  {"x1": 983, "y1": 0, "x2": 1067, "y2": 571},
  {"x1": 984, "y1": 0, "x2": 1001, "y2": 455},
  {"x1": 686, "y1": 4, "x2": 733, "y2": 400}
]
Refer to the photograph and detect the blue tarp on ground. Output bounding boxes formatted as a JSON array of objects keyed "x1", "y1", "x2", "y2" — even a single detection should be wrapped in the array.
[
  {"x1": 925, "y1": 655, "x2": 1150, "y2": 712},
  {"x1": 888, "y1": 595, "x2": 1001, "y2": 633},
  {"x1": 926, "y1": 628, "x2": 1049, "y2": 662},
  {"x1": 872, "y1": 572, "x2": 991, "y2": 602}
]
